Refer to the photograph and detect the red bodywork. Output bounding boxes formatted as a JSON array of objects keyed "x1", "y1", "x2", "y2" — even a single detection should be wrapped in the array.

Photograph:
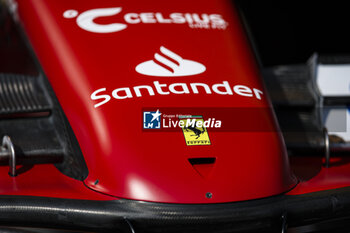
[{"x1": 1, "y1": 0, "x2": 350, "y2": 205}]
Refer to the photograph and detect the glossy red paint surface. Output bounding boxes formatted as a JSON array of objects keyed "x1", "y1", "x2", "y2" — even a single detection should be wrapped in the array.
[
  {"x1": 15, "y1": 0, "x2": 296, "y2": 203},
  {"x1": 0, "y1": 164, "x2": 115, "y2": 200},
  {"x1": 288, "y1": 157, "x2": 350, "y2": 195}
]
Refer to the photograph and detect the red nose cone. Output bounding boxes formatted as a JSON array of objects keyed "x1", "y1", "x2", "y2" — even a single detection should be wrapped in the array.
[{"x1": 17, "y1": 0, "x2": 297, "y2": 203}]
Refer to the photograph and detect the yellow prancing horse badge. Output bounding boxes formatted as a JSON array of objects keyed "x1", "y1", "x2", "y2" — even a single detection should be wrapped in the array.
[{"x1": 180, "y1": 116, "x2": 211, "y2": 146}]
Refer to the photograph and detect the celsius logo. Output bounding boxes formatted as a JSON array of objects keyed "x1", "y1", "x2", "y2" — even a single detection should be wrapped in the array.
[
  {"x1": 63, "y1": 8, "x2": 127, "y2": 33},
  {"x1": 63, "y1": 7, "x2": 228, "y2": 33},
  {"x1": 136, "y1": 46, "x2": 206, "y2": 77}
]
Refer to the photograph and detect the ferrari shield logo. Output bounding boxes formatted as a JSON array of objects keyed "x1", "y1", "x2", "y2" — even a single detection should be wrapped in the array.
[{"x1": 180, "y1": 116, "x2": 211, "y2": 146}]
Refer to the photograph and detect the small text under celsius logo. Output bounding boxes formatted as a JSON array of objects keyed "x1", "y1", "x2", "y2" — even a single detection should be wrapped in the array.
[{"x1": 63, "y1": 7, "x2": 228, "y2": 33}]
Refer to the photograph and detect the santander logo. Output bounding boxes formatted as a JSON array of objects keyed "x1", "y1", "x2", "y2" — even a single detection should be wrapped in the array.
[
  {"x1": 63, "y1": 7, "x2": 228, "y2": 34},
  {"x1": 90, "y1": 46, "x2": 264, "y2": 108},
  {"x1": 135, "y1": 46, "x2": 206, "y2": 77}
]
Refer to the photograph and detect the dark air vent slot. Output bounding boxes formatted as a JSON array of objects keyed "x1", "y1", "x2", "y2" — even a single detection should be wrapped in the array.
[
  {"x1": 188, "y1": 157, "x2": 216, "y2": 165},
  {"x1": 0, "y1": 74, "x2": 50, "y2": 117}
]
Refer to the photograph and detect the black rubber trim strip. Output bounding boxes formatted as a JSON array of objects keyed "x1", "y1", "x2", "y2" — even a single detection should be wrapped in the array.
[
  {"x1": 2, "y1": 186, "x2": 350, "y2": 232},
  {"x1": 324, "y1": 96, "x2": 350, "y2": 106},
  {"x1": 0, "y1": 228, "x2": 39, "y2": 233}
]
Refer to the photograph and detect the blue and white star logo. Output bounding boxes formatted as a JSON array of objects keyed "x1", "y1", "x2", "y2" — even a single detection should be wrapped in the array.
[{"x1": 143, "y1": 109, "x2": 162, "y2": 129}]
